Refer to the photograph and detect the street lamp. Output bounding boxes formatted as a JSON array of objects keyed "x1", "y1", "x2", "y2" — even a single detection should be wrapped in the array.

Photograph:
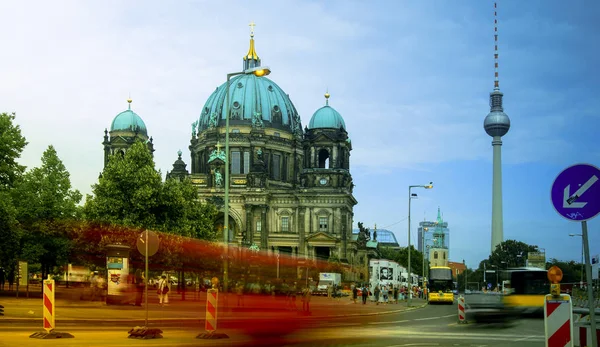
[
  {"x1": 421, "y1": 225, "x2": 428, "y2": 288},
  {"x1": 407, "y1": 182, "x2": 433, "y2": 306},
  {"x1": 223, "y1": 66, "x2": 271, "y2": 292},
  {"x1": 569, "y1": 233, "x2": 584, "y2": 285}
]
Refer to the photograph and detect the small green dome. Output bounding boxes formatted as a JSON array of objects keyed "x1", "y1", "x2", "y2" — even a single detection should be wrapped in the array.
[
  {"x1": 308, "y1": 105, "x2": 345, "y2": 130},
  {"x1": 110, "y1": 109, "x2": 147, "y2": 135}
]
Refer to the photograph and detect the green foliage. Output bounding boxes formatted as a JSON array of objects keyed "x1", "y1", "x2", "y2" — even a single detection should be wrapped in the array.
[
  {"x1": 0, "y1": 112, "x2": 28, "y2": 189},
  {"x1": 84, "y1": 141, "x2": 218, "y2": 240},
  {"x1": 12, "y1": 145, "x2": 82, "y2": 275},
  {"x1": 0, "y1": 190, "x2": 21, "y2": 271},
  {"x1": 380, "y1": 246, "x2": 424, "y2": 275},
  {"x1": 85, "y1": 141, "x2": 162, "y2": 228},
  {"x1": 486, "y1": 239, "x2": 538, "y2": 269}
]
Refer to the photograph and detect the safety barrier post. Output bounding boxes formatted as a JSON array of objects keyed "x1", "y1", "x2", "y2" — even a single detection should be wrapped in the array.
[
  {"x1": 458, "y1": 295, "x2": 466, "y2": 323},
  {"x1": 29, "y1": 275, "x2": 74, "y2": 339},
  {"x1": 197, "y1": 278, "x2": 228, "y2": 339}
]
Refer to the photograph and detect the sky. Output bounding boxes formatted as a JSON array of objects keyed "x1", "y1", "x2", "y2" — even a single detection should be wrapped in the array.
[{"x1": 1, "y1": 0, "x2": 598, "y2": 269}]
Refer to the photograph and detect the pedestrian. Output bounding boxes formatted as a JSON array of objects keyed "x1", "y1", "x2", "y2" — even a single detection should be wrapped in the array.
[
  {"x1": 157, "y1": 275, "x2": 170, "y2": 306},
  {"x1": 134, "y1": 269, "x2": 145, "y2": 306},
  {"x1": 393, "y1": 285, "x2": 399, "y2": 304},
  {"x1": 96, "y1": 272, "x2": 105, "y2": 301},
  {"x1": 89, "y1": 272, "x2": 98, "y2": 301},
  {"x1": 362, "y1": 284, "x2": 369, "y2": 304},
  {"x1": 301, "y1": 285, "x2": 311, "y2": 314},
  {"x1": 374, "y1": 285, "x2": 380, "y2": 305},
  {"x1": 383, "y1": 285, "x2": 388, "y2": 304},
  {"x1": 352, "y1": 284, "x2": 358, "y2": 304}
]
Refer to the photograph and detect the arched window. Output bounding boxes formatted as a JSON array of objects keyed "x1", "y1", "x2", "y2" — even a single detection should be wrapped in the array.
[
  {"x1": 443, "y1": 252, "x2": 446, "y2": 260},
  {"x1": 434, "y1": 251, "x2": 438, "y2": 259},
  {"x1": 318, "y1": 149, "x2": 329, "y2": 168}
]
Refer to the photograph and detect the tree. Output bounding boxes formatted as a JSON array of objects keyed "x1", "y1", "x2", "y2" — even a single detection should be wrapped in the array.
[
  {"x1": 488, "y1": 239, "x2": 538, "y2": 269},
  {"x1": 85, "y1": 141, "x2": 163, "y2": 228},
  {"x1": 13, "y1": 145, "x2": 82, "y2": 278},
  {"x1": 0, "y1": 112, "x2": 27, "y2": 273},
  {"x1": 380, "y1": 246, "x2": 424, "y2": 276},
  {"x1": 0, "y1": 112, "x2": 28, "y2": 189}
]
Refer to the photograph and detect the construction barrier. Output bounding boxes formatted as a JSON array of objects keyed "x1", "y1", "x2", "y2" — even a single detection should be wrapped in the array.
[
  {"x1": 458, "y1": 296, "x2": 466, "y2": 323},
  {"x1": 197, "y1": 288, "x2": 228, "y2": 339},
  {"x1": 544, "y1": 294, "x2": 573, "y2": 347},
  {"x1": 577, "y1": 324, "x2": 600, "y2": 347},
  {"x1": 205, "y1": 289, "x2": 218, "y2": 332},
  {"x1": 29, "y1": 276, "x2": 73, "y2": 339},
  {"x1": 43, "y1": 276, "x2": 55, "y2": 332}
]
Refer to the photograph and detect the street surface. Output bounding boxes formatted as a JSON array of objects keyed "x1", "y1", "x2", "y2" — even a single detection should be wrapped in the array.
[{"x1": 0, "y1": 295, "x2": 545, "y2": 346}]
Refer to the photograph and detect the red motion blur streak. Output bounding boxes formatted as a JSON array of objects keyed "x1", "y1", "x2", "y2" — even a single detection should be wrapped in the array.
[{"x1": 72, "y1": 224, "x2": 353, "y2": 344}]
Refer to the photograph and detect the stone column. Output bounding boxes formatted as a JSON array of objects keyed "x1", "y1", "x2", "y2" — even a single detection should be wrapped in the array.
[
  {"x1": 332, "y1": 146, "x2": 338, "y2": 169},
  {"x1": 261, "y1": 205, "x2": 268, "y2": 250},
  {"x1": 245, "y1": 205, "x2": 253, "y2": 244},
  {"x1": 310, "y1": 147, "x2": 315, "y2": 168}
]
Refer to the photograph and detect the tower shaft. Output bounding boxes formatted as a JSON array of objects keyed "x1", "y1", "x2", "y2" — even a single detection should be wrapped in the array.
[{"x1": 491, "y1": 136, "x2": 504, "y2": 253}]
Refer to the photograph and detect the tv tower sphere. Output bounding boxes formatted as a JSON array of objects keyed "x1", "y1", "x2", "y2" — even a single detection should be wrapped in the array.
[{"x1": 484, "y1": 90, "x2": 510, "y2": 137}]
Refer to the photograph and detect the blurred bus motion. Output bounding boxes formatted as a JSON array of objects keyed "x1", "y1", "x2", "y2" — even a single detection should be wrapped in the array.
[{"x1": 501, "y1": 267, "x2": 548, "y2": 316}]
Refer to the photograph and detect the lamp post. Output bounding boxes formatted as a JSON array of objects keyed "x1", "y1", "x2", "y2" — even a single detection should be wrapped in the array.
[
  {"x1": 223, "y1": 66, "x2": 271, "y2": 292},
  {"x1": 407, "y1": 182, "x2": 433, "y2": 306},
  {"x1": 421, "y1": 226, "x2": 428, "y2": 288},
  {"x1": 569, "y1": 233, "x2": 584, "y2": 285}
]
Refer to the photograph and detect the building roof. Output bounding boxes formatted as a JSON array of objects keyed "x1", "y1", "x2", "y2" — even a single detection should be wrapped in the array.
[
  {"x1": 196, "y1": 33, "x2": 302, "y2": 135},
  {"x1": 110, "y1": 100, "x2": 147, "y2": 135},
  {"x1": 308, "y1": 93, "x2": 346, "y2": 130}
]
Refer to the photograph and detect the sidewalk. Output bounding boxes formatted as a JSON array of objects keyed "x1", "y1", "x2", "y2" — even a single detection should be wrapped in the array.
[{"x1": 0, "y1": 292, "x2": 428, "y2": 324}]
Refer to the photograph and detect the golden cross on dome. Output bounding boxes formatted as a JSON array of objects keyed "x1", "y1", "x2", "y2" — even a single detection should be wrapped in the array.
[
  {"x1": 215, "y1": 141, "x2": 222, "y2": 153},
  {"x1": 249, "y1": 21, "x2": 256, "y2": 37}
]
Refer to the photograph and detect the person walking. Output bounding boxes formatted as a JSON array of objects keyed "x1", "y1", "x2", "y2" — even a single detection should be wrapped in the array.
[
  {"x1": 134, "y1": 269, "x2": 145, "y2": 306},
  {"x1": 362, "y1": 284, "x2": 369, "y2": 304},
  {"x1": 157, "y1": 275, "x2": 170, "y2": 306},
  {"x1": 374, "y1": 285, "x2": 381, "y2": 305},
  {"x1": 352, "y1": 284, "x2": 358, "y2": 304},
  {"x1": 301, "y1": 285, "x2": 311, "y2": 314}
]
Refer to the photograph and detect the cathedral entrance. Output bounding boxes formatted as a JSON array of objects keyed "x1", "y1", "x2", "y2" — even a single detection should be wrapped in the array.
[
  {"x1": 278, "y1": 246, "x2": 293, "y2": 256},
  {"x1": 314, "y1": 246, "x2": 331, "y2": 261},
  {"x1": 215, "y1": 213, "x2": 238, "y2": 242}
]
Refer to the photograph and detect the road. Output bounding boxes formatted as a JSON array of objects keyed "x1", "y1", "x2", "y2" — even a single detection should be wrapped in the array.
[{"x1": 0, "y1": 301, "x2": 545, "y2": 346}]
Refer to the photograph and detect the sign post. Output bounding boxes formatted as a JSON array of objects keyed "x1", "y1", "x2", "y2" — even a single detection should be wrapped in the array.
[
  {"x1": 551, "y1": 163, "x2": 600, "y2": 347},
  {"x1": 128, "y1": 230, "x2": 163, "y2": 339}
]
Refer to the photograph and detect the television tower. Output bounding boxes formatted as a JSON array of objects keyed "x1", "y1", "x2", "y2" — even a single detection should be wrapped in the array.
[{"x1": 484, "y1": 2, "x2": 510, "y2": 254}]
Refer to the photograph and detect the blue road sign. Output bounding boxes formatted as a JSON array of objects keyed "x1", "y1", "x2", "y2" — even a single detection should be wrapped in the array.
[
  {"x1": 487, "y1": 283, "x2": 492, "y2": 289},
  {"x1": 551, "y1": 163, "x2": 600, "y2": 222}
]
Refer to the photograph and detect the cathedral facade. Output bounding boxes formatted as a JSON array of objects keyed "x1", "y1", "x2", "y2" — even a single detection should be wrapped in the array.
[{"x1": 105, "y1": 30, "x2": 360, "y2": 265}]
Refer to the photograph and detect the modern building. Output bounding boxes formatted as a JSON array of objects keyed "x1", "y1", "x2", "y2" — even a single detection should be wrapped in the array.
[
  {"x1": 104, "y1": 27, "x2": 362, "y2": 267},
  {"x1": 417, "y1": 207, "x2": 449, "y2": 262},
  {"x1": 483, "y1": 2, "x2": 511, "y2": 254}
]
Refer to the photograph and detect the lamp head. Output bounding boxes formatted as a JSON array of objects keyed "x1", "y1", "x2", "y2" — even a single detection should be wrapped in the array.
[
  {"x1": 424, "y1": 182, "x2": 433, "y2": 189},
  {"x1": 246, "y1": 66, "x2": 271, "y2": 77}
]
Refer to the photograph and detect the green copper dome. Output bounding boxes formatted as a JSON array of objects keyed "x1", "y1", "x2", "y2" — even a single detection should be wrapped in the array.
[
  {"x1": 197, "y1": 74, "x2": 302, "y2": 134},
  {"x1": 308, "y1": 93, "x2": 345, "y2": 130},
  {"x1": 110, "y1": 102, "x2": 147, "y2": 135}
]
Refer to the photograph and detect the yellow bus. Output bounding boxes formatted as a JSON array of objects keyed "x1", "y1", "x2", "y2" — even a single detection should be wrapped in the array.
[
  {"x1": 502, "y1": 267, "x2": 548, "y2": 316},
  {"x1": 427, "y1": 266, "x2": 454, "y2": 304}
]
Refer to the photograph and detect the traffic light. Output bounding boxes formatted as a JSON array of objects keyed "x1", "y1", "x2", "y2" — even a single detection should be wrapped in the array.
[{"x1": 0, "y1": 304, "x2": 4, "y2": 316}]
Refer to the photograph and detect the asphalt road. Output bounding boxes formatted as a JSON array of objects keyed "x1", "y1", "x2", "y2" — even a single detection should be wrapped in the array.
[{"x1": 0, "y1": 302, "x2": 546, "y2": 347}]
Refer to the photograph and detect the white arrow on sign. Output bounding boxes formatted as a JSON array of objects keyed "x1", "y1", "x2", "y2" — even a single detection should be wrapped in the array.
[{"x1": 563, "y1": 175, "x2": 598, "y2": 208}]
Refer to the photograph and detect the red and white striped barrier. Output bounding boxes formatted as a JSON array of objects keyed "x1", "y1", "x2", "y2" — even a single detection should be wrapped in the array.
[
  {"x1": 544, "y1": 294, "x2": 573, "y2": 347},
  {"x1": 577, "y1": 324, "x2": 600, "y2": 347},
  {"x1": 43, "y1": 276, "x2": 55, "y2": 332},
  {"x1": 205, "y1": 289, "x2": 218, "y2": 333},
  {"x1": 458, "y1": 296, "x2": 466, "y2": 323}
]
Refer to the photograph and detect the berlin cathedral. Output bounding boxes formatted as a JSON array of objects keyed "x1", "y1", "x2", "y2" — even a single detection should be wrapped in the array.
[{"x1": 101, "y1": 27, "x2": 377, "y2": 269}]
